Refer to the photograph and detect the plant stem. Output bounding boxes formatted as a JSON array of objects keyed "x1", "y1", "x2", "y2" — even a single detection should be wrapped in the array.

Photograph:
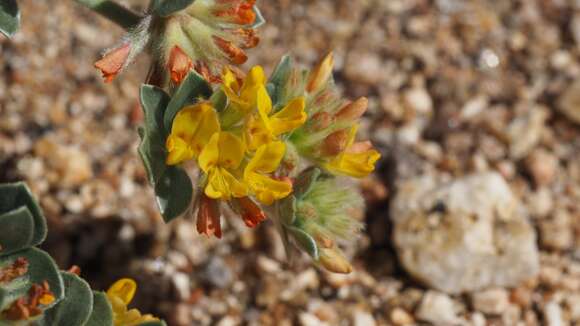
[{"x1": 74, "y1": 0, "x2": 143, "y2": 30}]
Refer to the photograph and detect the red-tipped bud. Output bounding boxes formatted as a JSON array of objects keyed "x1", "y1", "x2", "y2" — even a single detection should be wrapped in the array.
[
  {"x1": 167, "y1": 46, "x2": 193, "y2": 84},
  {"x1": 231, "y1": 28, "x2": 260, "y2": 49},
  {"x1": 94, "y1": 43, "x2": 131, "y2": 83},
  {"x1": 335, "y1": 97, "x2": 368, "y2": 121},
  {"x1": 194, "y1": 61, "x2": 222, "y2": 84},
  {"x1": 307, "y1": 52, "x2": 334, "y2": 93},
  {"x1": 308, "y1": 112, "x2": 333, "y2": 132},
  {"x1": 214, "y1": 0, "x2": 256, "y2": 25},
  {"x1": 237, "y1": 197, "x2": 267, "y2": 228},
  {"x1": 213, "y1": 36, "x2": 248, "y2": 65},
  {"x1": 197, "y1": 195, "x2": 222, "y2": 238},
  {"x1": 321, "y1": 129, "x2": 349, "y2": 157}
]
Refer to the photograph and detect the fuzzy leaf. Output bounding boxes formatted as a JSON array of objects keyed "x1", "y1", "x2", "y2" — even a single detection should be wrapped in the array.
[
  {"x1": 40, "y1": 272, "x2": 93, "y2": 326},
  {"x1": 85, "y1": 291, "x2": 113, "y2": 326},
  {"x1": 250, "y1": 5, "x2": 265, "y2": 28},
  {"x1": 292, "y1": 167, "x2": 321, "y2": 199},
  {"x1": 154, "y1": 166, "x2": 193, "y2": 222},
  {"x1": 0, "y1": 248, "x2": 64, "y2": 312},
  {"x1": 138, "y1": 85, "x2": 170, "y2": 186},
  {"x1": 151, "y1": 0, "x2": 194, "y2": 17},
  {"x1": 0, "y1": 182, "x2": 47, "y2": 250},
  {"x1": 0, "y1": 207, "x2": 34, "y2": 256},
  {"x1": 287, "y1": 226, "x2": 319, "y2": 260},
  {"x1": 0, "y1": 0, "x2": 19, "y2": 38},
  {"x1": 268, "y1": 55, "x2": 293, "y2": 108},
  {"x1": 163, "y1": 71, "x2": 212, "y2": 132},
  {"x1": 277, "y1": 196, "x2": 296, "y2": 226}
]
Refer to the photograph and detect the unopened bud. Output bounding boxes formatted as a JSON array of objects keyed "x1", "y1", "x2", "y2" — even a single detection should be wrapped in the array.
[
  {"x1": 335, "y1": 97, "x2": 368, "y2": 121},
  {"x1": 319, "y1": 248, "x2": 352, "y2": 274},
  {"x1": 321, "y1": 129, "x2": 349, "y2": 157},
  {"x1": 307, "y1": 52, "x2": 334, "y2": 93},
  {"x1": 94, "y1": 43, "x2": 131, "y2": 83},
  {"x1": 308, "y1": 112, "x2": 333, "y2": 132},
  {"x1": 213, "y1": 36, "x2": 248, "y2": 65},
  {"x1": 167, "y1": 45, "x2": 193, "y2": 84}
]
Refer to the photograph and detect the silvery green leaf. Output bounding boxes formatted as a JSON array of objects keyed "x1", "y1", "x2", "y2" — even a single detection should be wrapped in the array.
[{"x1": 0, "y1": 0, "x2": 19, "y2": 38}]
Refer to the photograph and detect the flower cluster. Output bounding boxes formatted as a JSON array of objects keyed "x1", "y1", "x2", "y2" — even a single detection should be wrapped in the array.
[
  {"x1": 94, "y1": 0, "x2": 262, "y2": 85},
  {"x1": 165, "y1": 66, "x2": 306, "y2": 237}
]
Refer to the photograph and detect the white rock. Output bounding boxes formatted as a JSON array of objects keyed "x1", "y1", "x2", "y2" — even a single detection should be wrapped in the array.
[
  {"x1": 507, "y1": 107, "x2": 549, "y2": 159},
  {"x1": 544, "y1": 301, "x2": 565, "y2": 326},
  {"x1": 416, "y1": 291, "x2": 459, "y2": 325},
  {"x1": 471, "y1": 288, "x2": 509, "y2": 315},
  {"x1": 351, "y1": 309, "x2": 376, "y2": 326},
  {"x1": 391, "y1": 172, "x2": 540, "y2": 293},
  {"x1": 299, "y1": 312, "x2": 328, "y2": 326}
]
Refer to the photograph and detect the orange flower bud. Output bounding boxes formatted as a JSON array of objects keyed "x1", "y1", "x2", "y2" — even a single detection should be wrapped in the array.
[
  {"x1": 213, "y1": 36, "x2": 248, "y2": 65},
  {"x1": 308, "y1": 112, "x2": 333, "y2": 132},
  {"x1": 0, "y1": 257, "x2": 28, "y2": 283},
  {"x1": 197, "y1": 195, "x2": 222, "y2": 238},
  {"x1": 321, "y1": 129, "x2": 349, "y2": 157},
  {"x1": 194, "y1": 61, "x2": 222, "y2": 84},
  {"x1": 231, "y1": 28, "x2": 260, "y2": 49},
  {"x1": 237, "y1": 197, "x2": 266, "y2": 228},
  {"x1": 307, "y1": 52, "x2": 334, "y2": 93},
  {"x1": 319, "y1": 248, "x2": 353, "y2": 274},
  {"x1": 167, "y1": 45, "x2": 193, "y2": 84},
  {"x1": 94, "y1": 43, "x2": 131, "y2": 83},
  {"x1": 215, "y1": 0, "x2": 256, "y2": 25},
  {"x1": 335, "y1": 97, "x2": 368, "y2": 121},
  {"x1": 347, "y1": 141, "x2": 373, "y2": 154}
]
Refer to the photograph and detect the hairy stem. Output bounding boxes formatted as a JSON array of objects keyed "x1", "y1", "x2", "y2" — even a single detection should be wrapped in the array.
[{"x1": 74, "y1": 0, "x2": 143, "y2": 30}]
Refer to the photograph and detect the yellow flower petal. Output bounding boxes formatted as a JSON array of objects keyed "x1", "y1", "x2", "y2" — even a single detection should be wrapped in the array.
[
  {"x1": 245, "y1": 172, "x2": 292, "y2": 205},
  {"x1": 216, "y1": 132, "x2": 245, "y2": 169},
  {"x1": 324, "y1": 149, "x2": 381, "y2": 178},
  {"x1": 240, "y1": 65, "x2": 266, "y2": 98},
  {"x1": 269, "y1": 97, "x2": 307, "y2": 136},
  {"x1": 205, "y1": 167, "x2": 248, "y2": 199},
  {"x1": 198, "y1": 133, "x2": 220, "y2": 173},
  {"x1": 256, "y1": 85, "x2": 273, "y2": 122},
  {"x1": 107, "y1": 278, "x2": 136, "y2": 306},
  {"x1": 245, "y1": 141, "x2": 286, "y2": 175},
  {"x1": 166, "y1": 134, "x2": 194, "y2": 165},
  {"x1": 190, "y1": 103, "x2": 220, "y2": 156}
]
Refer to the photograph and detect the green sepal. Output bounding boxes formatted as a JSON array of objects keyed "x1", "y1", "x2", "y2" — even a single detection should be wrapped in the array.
[
  {"x1": 250, "y1": 5, "x2": 265, "y2": 28},
  {"x1": 277, "y1": 196, "x2": 296, "y2": 226},
  {"x1": 151, "y1": 0, "x2": 194, "y2": 17},
  {"x1": 292, "y1": 167, "x2": 321, "y2": 199},
  {"x1": 0, "y1": 248, "x2": 64, "y2": 312},
  {"x1": 85, "y1": 291, "x2": 113, "y2": 326},
  {"x1": 287, "y1": 226, "x2": 319, "y2": 260},
  {"x1": 40, "y1": 272, "x2": 93, "y2": 326},
  {"x1": 0, "y1": 207, "x2": 34, "y2": 256},
  {"x1": 210, "y1": 88, "x2": 227, "y2": 113},
  {"x1": 138, "y1": 85, "x2": 170, "y2": 186},
  {"x1": 0, "y1": 0, "x2": 19, "y2": 38},
  {"x1": 163, "y1": 71, "x2": 212, "y2": 132},
  {"x1": 0, "y1": 182, "x2": 47, "y2": 252},
  {"x1": 268, "y1": 55, "x2": 292, "y2": 108},
  {"x1": 154, "y1": 166, "x2": 193, "y2": 222}
]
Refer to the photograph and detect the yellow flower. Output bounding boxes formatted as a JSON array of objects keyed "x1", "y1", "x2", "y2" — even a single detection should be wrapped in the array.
[
  {"x1": 323, "y1": 125, "x2": 381, "y2": 178},
  {"x1": 222, "y1": 65, "x2": 266, "y2": 113},
  {"x1": 166, "y1": 102, "x2": 220, "y2": 165},
  {"x1": 199, "y1": 132, "x2": 248, "y2": 200},
  {"x1": 245, "y1": 86, "x2": 307, "y2": 150},
  {"x1": 106, "y1": 278, "x2": 159, "y2": 326},
  {"x1": 244, "y1": 141, "x2": 292, "y2": 205}
]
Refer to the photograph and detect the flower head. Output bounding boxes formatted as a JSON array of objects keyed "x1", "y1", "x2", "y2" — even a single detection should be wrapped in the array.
[
  {"x1": 159, "y1": 0, "x2": 261, "y2": 84},
  {"x1": 323, "y1": 125, "x2": 381, "y2": 178},
  {"x1": 106, "y1": 278, "x2": 159, "y2": 326}
]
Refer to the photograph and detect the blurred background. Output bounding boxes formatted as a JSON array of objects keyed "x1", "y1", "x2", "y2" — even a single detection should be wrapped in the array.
[{"x1": 1, "y1": 0, "x2": 580, "y2": 325}]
